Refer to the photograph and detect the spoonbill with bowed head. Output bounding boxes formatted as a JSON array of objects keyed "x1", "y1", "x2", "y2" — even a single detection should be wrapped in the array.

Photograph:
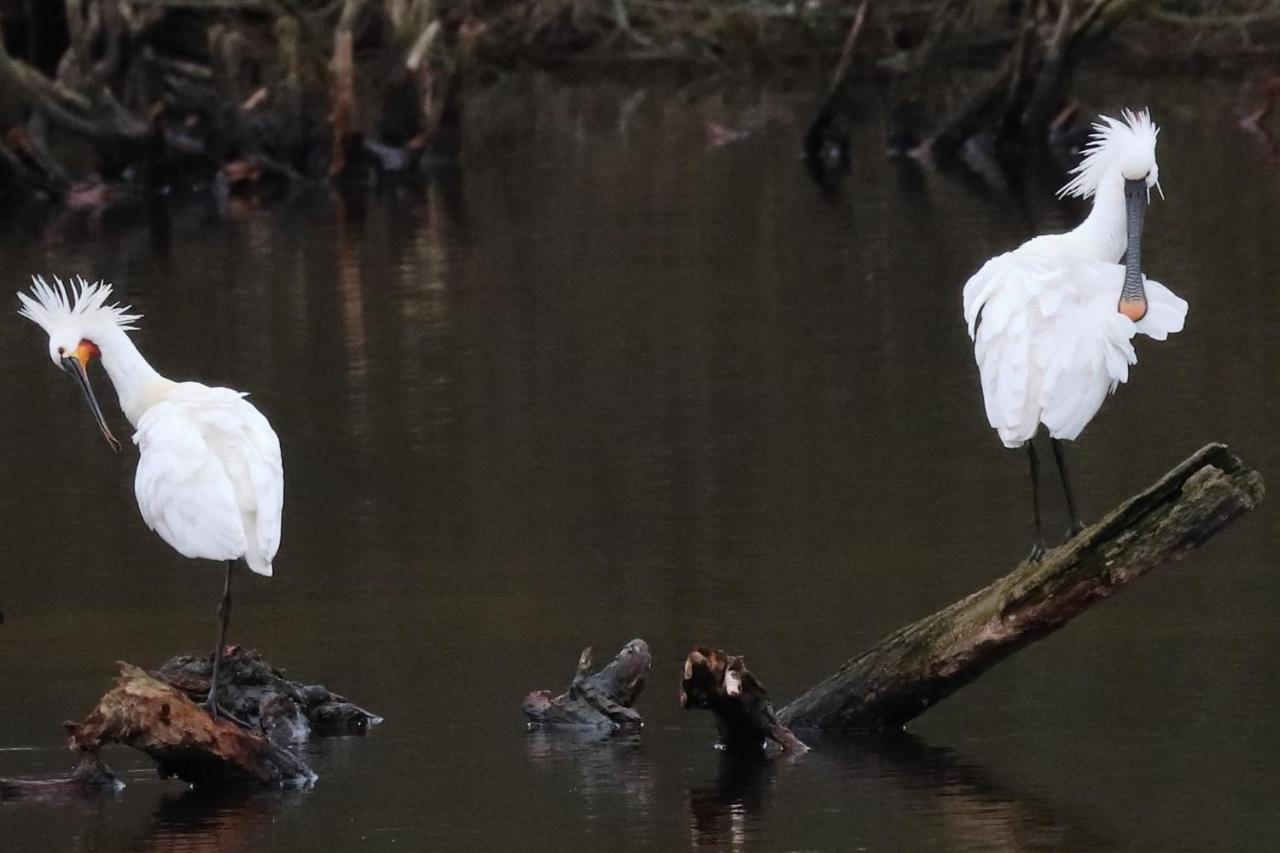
[
  {"x1": 19, "y1": 277, "x2": 283, "y2": 717},
  {"x1": 962, "y1": 110, "x2": 1187, "y2": 562}
]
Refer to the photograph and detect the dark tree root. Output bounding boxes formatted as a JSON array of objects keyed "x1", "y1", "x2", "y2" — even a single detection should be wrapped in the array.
[
  {"x1": 680, "y1": 648, "x2": 808, "y2": 753},
  {"x1": 153, "y1": 647, "x2": 383, "y2": 743},
  {"x1": 524, "y1": 639, "x2": 651, "y2": 732}
]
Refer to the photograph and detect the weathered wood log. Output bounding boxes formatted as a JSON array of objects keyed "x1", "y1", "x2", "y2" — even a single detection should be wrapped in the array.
[
  {"x1": 680, "y1": 648, "x2": 807, "y2": 752},
  {"x1": 66, "y1": 663, "x2": 317, "y2": 787},
  {"x1": 779, "y1": 443, "x2": 1264, "y2": 731},
  {"x1": 523, "y1": 639, "x2": 651, "y2": 731},
  {"x1": 0, "y1": 753, "x2": 121, "y2": 801},
  {"x1": 153, "y1": 647, "x2": 383, "y2": 742}
]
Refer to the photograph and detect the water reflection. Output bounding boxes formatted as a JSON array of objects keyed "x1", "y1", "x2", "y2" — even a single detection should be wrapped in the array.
[
  {"x1": 685, "y1": 750, "x2": 784, "y2": 851},
  {"x1": 524, "y1": 731, "x2": 656, "y2": 817},
  {"x1": 0, "y1": 73, "x2": 1277, "y2": 851},
  {"x1": 123, "y1": 787, "x2": 308, "y2": 853},
  {"x1": 819, "y1": 734, "x2": 1106, "y2": 852},
  {"x1": 676, "y1": 733, "x2": 1107, "y2": 852}
]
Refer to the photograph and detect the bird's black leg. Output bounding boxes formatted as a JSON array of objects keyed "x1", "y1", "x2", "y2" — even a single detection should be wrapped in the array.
[
  {"x1": 1027, "y1": 442, "x2": 1046, "y2": 562},
  {"x1": 206, "y1": 561, "x2": 234, "y2": 718},
  {"x1": 1051, "y1": 438, "x2": 1086, "y2": 541}
]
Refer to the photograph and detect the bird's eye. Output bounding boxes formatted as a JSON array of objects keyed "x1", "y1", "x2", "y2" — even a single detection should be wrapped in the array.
[{"x1": 57, "y1": 346, "x2": 65, "y2": 355}]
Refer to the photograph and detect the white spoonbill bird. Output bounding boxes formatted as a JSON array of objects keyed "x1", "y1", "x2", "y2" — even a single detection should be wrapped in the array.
[
  {"x1": 962, "y1": 110, "x2": 1187, "y2": 561},
  {"x1": 19, "y1": 276, "x2": 283, "y2": 716}
]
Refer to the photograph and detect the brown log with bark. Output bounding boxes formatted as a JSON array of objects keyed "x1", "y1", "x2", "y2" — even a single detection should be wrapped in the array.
[
  {"x1": 3, "y1": 650, "x2": 381, "y2": 794},
  {"x1": 523, "y1": 639, "x2": 651, "y2": 731},
  {"x1": 66, "y1": 663, "x2": 317, "y2": 787},
  {"x1": 778, "y1": 443, "x2": 1264, "y2": 731},
  {"x1": 679, "y1": 648, "x2": 807, "y2": 752}
]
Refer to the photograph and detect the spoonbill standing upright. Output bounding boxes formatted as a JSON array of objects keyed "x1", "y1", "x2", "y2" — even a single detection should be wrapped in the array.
[
  {"x1": 962, "y1": 110, "x2": 1187, "y2": 561},
  {"x1": 19, "y1": 277, "x2": 283, "y2": 717}
]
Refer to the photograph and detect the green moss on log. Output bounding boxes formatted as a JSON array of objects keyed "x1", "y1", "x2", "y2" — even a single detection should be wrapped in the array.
[{"x1": 779, "y1": 444, "x2": 1264, "y2": 732}]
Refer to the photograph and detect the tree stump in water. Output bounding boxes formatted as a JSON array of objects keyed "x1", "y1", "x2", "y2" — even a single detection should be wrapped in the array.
[
  {"x1": 3, "y1": 649, "x2": 382, "y2": 793},
  {"x1": 66, "y1": 664, "x2": 316, "y2": 787},
  {"x1": 154, "y1": 647, "x2": 383, "y2": 743},
  {"x1": 523, "y1": 639, "x2": 651, "y2": 731},
  {"x1": 680, "y1": 648, "x2": 808, "y2": 752},
  {"x1": 778, "y1": 443, "x2": 1265, "y2": 731}
]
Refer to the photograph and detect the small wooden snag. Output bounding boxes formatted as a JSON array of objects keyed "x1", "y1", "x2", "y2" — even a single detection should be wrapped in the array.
[
  {"x1": 680, "y1": 648, "x2": 808, "y2": 752},
  {"x1": 523, "y1": 639, "x2": 651, "y2": 731},
  {"x1": 778, "y1": 443, "x2": 1265, "y2": 732}
]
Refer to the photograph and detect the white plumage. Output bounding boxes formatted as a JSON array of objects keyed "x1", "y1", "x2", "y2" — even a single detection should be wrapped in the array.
[
  {"x1": 964, "y1": 245, "x2": 1186, "y2": 448},
  {"x1": 134, "y1": 385, "x2": 283, "y2": 577},
  {"x1": 19, "y1": 275, "x2": 282, "y2": 713},
  {"x1": 963, "y1": 110, "x2": 1188, "y2": 449},
  {"x1": 18, "y1": 276, "x2": 283, "y2": 576}
]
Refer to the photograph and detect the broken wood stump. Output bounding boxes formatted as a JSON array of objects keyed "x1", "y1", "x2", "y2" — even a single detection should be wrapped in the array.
[
  {"x1": 680, "y1": 648, "x2": 807, "y2": 752},
  {"x1": 778, "y1": 443, "x2": 1264, "y2": 731},
  {"x1": 153, "y1": 647, "x2": 383, "y2": 743},
  {"x1": 523, "y1": 639, "x2": 651, "y2": 731},
  {"x1": 67, "y1": 663, "x2": 316, "y2": 788},
  {"x1": 5, "y1": 650, "x2": 382, "y2": 793}
]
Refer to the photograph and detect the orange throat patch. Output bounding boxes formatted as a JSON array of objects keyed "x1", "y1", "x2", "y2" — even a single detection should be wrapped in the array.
[
  {"x1": 1118, "y1": 297, "x2": 1148, "y2": 323},
  {"x1": 74, "y1": 339, "x2": 101, "y2": 368}
]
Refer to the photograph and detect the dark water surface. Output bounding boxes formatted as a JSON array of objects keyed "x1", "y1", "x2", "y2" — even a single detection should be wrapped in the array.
[{"x1": 1, "y1": 74, "x2": 1279, "y2": 851}]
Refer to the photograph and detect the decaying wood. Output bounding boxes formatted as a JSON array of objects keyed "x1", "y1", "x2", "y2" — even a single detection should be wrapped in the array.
[
  {"x1": 153, "y1": 647, "x2": 383, "y2": 742},
  {"x1": 0, "y1": 753, "x2": 121, "y2": 801},
  {"x1": 680, "y1": 648, "x2": 807, "y2": 752},
  {"x1": 524, "y1": 639, "x2": 651, "y2": 731},
  {"x1": 3, "y1": 650, "x2": 379, "y2": 794},
  {"x1": 779, "y1": 443, "x2": 1264, "y2": 731},
  {"x1": 66, "y1": 663, "x2": 317, "y2": 787}
]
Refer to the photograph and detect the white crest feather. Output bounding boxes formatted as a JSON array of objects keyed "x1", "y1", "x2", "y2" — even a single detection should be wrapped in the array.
[
  {"x1": 1057, "y1": 109, "x2": 1160, "y2": 200},
  {"x1": 16, "y1": 275, "x2": 142, "y2": 336}
]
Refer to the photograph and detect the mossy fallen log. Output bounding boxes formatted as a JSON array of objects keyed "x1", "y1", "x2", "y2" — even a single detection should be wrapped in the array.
[{"x1": 778, "y1": 443, "x2": 1264, "y2": 731}]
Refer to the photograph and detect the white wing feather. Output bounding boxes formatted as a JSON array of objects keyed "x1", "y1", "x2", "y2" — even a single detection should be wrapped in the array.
[
  {"x1": 963, "y1": 238, "x2": 1182, "y2": 447},
  {"x1": 133, "y1": 383, "x2": 283, "y2": 576}
]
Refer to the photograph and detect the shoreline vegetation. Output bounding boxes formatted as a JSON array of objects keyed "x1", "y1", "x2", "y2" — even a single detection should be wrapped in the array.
[{"x1": 0, "y1": 1, "x2": 1276, "y2": 206}]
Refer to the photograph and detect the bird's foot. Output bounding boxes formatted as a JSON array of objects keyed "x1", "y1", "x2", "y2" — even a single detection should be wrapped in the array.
[
  {"x1": 204, "y1": 694, "x2": 220, "y2": 719},
  {"x1": 1027, "y1": 540, "x2": 1047, "y2": 563},
  {"x1": 1060, "y1": 521, "x2": 1086, "y2": 544}
]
